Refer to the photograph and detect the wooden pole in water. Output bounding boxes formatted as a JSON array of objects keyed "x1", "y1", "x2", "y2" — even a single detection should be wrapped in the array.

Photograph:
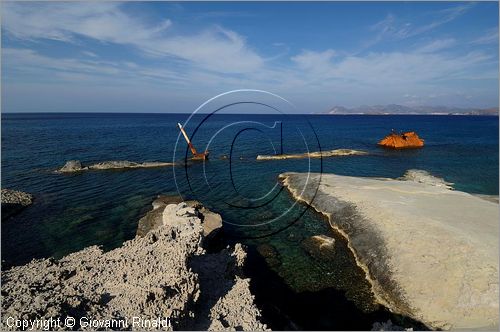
[{"x1": 177, "y1": 123, "x2": 198, "y2": 155}]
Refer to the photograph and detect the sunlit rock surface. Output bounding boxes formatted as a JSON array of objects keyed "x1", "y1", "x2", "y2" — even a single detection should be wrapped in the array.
[
  {"x1": 137, "y1": 196, "x2": 222, "y2": 239},
  {"x1": 280, "y1": 171, "x2": 499, "y2": 330}
]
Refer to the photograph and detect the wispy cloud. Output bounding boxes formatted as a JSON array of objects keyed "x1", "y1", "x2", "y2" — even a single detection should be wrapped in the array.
[
  {"x1": 416, "y1": 38, "x2": 456, "y2": 53},
  {"x1": 82, "y1": 51, "x2": 98, "y2": 58},
  {"x1": 367, "y1": 3, "x2": 474, "y2": 47},
  {"x1": 412, "y1": 3, "x2": 474, "y2": 36},
  {"x1": 472, "y1": 28, "x2": 499, "y2": 45},
  {"x1": 288, "y1": 48, "x2": 496, "y2": 86},
  {"x1": 291, "y1": 49, "x2": 335, "y2": 71},
  {"x1": 2, "y1": 48, "x2": 191, "y2": 86},
  {"x1": 1, "y1": 2, "x2": 497, "y2": 111},
  {"x1": 1, "y1": 2, "x2": 264, "y2": 73}
]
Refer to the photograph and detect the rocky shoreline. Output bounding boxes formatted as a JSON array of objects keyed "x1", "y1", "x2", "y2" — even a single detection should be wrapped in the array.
[
  {"x1": 1, "y1": 200, "x2": 267, "y2": 331},
  {"x1": 1, "y1": 189, "x2": 33, "y2": 221},
  {"x1": 56, "y1": 160, "x2": 176, "y2": 173},
  {"x1": 280, "y1": 170, "x2": 499, "y2": 330}
]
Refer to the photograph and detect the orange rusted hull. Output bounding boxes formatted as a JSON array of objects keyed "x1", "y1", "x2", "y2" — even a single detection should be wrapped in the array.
[
  {"x1": 378, "y1": 131, "x2": 424, "y2": 149},
  {"x1": 190, "y1": 151, "x2": 209, "y2": 161}
]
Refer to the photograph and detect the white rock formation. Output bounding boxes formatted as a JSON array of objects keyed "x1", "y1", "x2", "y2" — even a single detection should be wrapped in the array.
[{"x1": 280, "y1": 171, "x2": 499, "y2": 330}]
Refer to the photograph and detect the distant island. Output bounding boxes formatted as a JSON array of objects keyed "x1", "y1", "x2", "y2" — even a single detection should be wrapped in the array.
[{"x1": 319, "y1": 104, "x2": 499, "y2": 116}]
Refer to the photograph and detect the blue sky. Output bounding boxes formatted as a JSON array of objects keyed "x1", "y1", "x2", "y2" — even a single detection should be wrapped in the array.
[{"x1": 1, "y1": 1, "x2": 498, "y2": 113}]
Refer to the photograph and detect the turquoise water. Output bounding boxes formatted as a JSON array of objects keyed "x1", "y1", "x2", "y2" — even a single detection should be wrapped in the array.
[{"x1": 1, "y1": 113, "x2": 498, "y2": 329}]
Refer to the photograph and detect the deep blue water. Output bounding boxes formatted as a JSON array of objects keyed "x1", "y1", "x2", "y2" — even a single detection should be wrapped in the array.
[
  {"x1": 1, "y1": 113, "x2": 498, "y2": 327},
  {"x1": 2, "y1": 112, "x2": 498, "y2": 260}
]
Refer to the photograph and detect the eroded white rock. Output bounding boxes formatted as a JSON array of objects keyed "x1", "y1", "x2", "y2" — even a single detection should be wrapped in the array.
[{"x1": 281, "y1": 171, "x2": 499, "y2": 330}]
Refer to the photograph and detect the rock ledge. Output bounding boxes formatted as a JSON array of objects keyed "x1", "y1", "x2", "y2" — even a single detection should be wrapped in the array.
[{"x1": 56, "y1": 160, "x2": 175, "y2": 173}]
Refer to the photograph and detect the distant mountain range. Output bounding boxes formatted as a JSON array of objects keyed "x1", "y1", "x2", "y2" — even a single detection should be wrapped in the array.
[{"x1": 321, "y1": 104, "x2": 499, "y2": 116}]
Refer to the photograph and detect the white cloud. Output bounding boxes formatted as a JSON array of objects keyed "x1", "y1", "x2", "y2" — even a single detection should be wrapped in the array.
[
  {"x1": 1, "y1": 2, "x2": 497, "y2": 111},
  {"x1": 292, "y1": 49, "x2": 335, "y2": 71},
  {"x1": 1, "y1": 2, "x2": 119, "y2": 41},
  {"x1": 1, "y1": 2, "x2": 263, "y2": 73},
  {"x1": 304, "y1": 49, "x2": 496, "y2": 85},
  {"x1": 416, "y1": 38, "x2": 456, "y2": 53},
  {"x1": 3, "y1": 43, "x2": 497, "y2": 111},
  {"x1": 1, "y1": 48, "x2": 190, "y2": 86}
]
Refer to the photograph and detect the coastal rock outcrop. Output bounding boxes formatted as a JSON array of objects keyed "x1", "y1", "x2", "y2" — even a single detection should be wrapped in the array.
[
  {"x1": 58, "y1": 160, "x2": 84, "y2": 172},
  {"x1": 136, "y1": 195, "x2": 222, "y2": 239},
  {"x1": 57, "y1": 160, "x2": 175, "y2": 173},
  {"x1": 280, "y1": 171, "x2": 499, "y2": 330},
  {"x1": 256, "y1": 149, "x2": 368, "y2": 160},
  {"x1": 1, "y1": 189, "x2": 33, "y2": 221},
  {"x1": 1, "y1": 202, "x2": 267, "y2": 331}
]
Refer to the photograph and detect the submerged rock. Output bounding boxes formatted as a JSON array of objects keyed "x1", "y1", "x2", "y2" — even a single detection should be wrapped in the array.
[
  {"x1": 1, "y1": 189, "x2": 33, "y2": 221},
  {"x1": 301, "y1": 235, "x2": 336, "y2": 261},
  {"x1": 256, "y1": 149, "x2": 368, "y2": 160},
  {"x1": 152, "y1": 195, "x2": 184, "y2": 209},
  {"x1": 1, "y1": 202, "x2": 267, "y2": 331},
  {"x1": 56, "y1": 160, "x2": 175, "y2": 173},
  {"x1": 281, "y1": 171, "x2": 499, "y2": 330},
  {"x1": 257, "y1": 244, "x2": 282, "y2": 268},
  {"x1": 371, "y1": 319, "x2": 409, "y2": 331}
]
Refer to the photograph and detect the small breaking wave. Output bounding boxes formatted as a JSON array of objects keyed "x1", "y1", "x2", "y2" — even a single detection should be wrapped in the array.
[{"x1": 399, "y1": 169, "x2": 454, "y2": 190}]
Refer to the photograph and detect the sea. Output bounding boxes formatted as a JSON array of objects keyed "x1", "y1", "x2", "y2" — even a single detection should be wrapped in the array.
[{"x1": 1, "y1": 112, "x2": 498, "y2": 329}]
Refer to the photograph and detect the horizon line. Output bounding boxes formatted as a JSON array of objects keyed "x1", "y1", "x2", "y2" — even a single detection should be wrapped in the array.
[{"x1": 1, "y1": 111, "x2": 498, "y2": 116}]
